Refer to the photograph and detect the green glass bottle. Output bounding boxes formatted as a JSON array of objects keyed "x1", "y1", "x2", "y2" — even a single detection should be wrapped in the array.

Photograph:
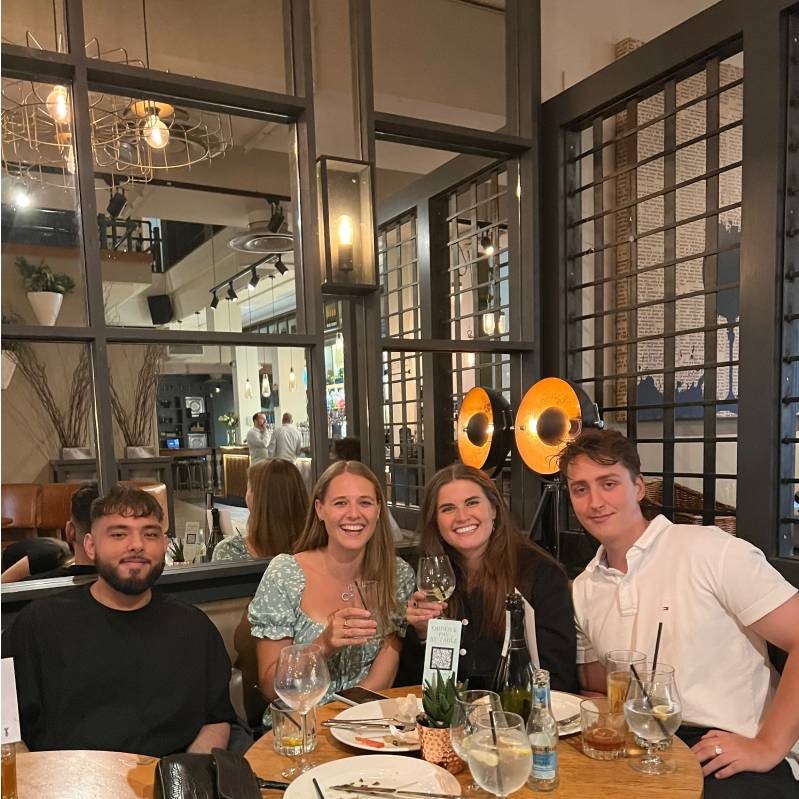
[{"x1": 491, "y1": 593, "x2": 533, "y2": 719}]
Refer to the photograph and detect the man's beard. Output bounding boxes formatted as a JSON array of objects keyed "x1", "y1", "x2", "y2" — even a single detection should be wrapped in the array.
[{"x1": 95, "y1": 557, "x2": 165, "y2": 596}]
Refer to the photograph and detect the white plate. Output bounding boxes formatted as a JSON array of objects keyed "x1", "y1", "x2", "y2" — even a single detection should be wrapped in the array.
[
  {"x1": 328, "y1": 698, "x2": 422, "y2": 752},
  {"x1": 551, "y1": 690, "x2": 582, "y2": 736},
  {"x1": 284, "y1": 754, "x2": 461, "y2": 799}
]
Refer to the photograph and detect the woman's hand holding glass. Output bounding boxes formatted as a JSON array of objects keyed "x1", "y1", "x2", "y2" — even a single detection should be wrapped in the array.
[
  {"x1": 319, "y1": 607, "x2": 376, "y2": 654},
  {"x1": 405, "y1": 590, "x2": 446, "y2": 640}
]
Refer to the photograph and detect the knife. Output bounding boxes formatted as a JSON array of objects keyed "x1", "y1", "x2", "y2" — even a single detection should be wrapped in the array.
[
  {"x1": 331, "y1": 785, "x2": 460, "y2": 799},
  {"x1": 257, "y1": 778, "x2": 290, "y2": 790}
]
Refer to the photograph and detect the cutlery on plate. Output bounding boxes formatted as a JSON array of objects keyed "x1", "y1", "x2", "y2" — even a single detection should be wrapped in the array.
[
  {"x1": 331, "y1": 785, "x2": 460, "y2": 799},
  {"x1": 556, "y1": 712, "x2": 580, "y2": 728},
  {"x1": 322, "y1": 720, "x2": 415, "y2": 731},
  {"x1": 257, "y1": 778, "x2": 290, "y2": 790}
]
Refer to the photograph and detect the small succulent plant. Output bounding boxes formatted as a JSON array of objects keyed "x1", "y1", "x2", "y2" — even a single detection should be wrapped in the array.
[
  {"x1": 419, "y1": 672, "x2": 458, "y2": 728},
  {"x1": 169, "y1": 538, "x2": 186, "y2": 563}
]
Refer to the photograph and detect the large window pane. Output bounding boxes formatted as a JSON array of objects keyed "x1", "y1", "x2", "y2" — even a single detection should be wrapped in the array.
[
  {"x1": 82, "y1": 0, "x2": 286, "y2": 92},
  {"x1": 1, "y1": 0, "x2": 66, "y2": 52}
]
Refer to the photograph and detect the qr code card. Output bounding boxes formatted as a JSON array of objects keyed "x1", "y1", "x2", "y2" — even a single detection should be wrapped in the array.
[{"x1": 422, "y1": 619, "x2": 463, "y2": 687}]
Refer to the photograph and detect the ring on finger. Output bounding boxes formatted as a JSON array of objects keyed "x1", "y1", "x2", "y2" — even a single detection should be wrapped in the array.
[
  {"x1": 343, "y1": 618, "x2": 349, "y2": 629},
  {"x1": 714, "y1": 744, "x2": 723, "y2": 756}
]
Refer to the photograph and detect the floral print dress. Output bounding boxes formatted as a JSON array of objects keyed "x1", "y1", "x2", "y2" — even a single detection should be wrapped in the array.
[{"x1": 248, "y1": 553, "x2": 415, "y2": 713}]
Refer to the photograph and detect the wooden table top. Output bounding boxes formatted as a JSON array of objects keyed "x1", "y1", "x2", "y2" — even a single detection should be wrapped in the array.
[
  {"x1": 17, "y1": 750, "x2": 157, "y2": 798},
  {"x1": 245, "y1": 687, "x2": 704, "y2": 799}
]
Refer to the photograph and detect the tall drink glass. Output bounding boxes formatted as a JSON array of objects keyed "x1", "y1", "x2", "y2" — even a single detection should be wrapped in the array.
[{"x1": 605, "y1": 650, "x2": 647, "y2": 713}]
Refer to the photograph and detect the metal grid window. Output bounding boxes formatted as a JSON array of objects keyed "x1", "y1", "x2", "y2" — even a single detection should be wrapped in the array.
[
  {"x1": 446, "y1": 168, "x2": 509, "y2": 342},
  {"x1": 780, "y1": 13, "x2": 799, "y2": 559},
  {"x1": 379, "y1": 213, "x2": 420, "y2": 339},
  {"x1": 383, "y1": 349, "x2": 423, "y2": 509},
  {"x1": 565, "y1": 51, "x2": 743, "y2": 530},
  {"x1": 378, "y1": 214, "x2": 423, "y2": 508}
]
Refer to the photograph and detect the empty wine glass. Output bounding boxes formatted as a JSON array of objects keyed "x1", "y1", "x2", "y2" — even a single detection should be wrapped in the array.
[
  {"x1": 273, "y1": 643, "x2": 331, "y2": 776},
  {"x1": 623, "y1": 667, "x2": 682, "y2": 775},
  {"x1": 417, "y1": 555, "x2": 456, "y2": 602},
  {"x1": 465, "y1": 710, "x2": 531, "y2": 799},
  {"x1": 451, "y1": 690, "x2": 503, "y2": 794}
]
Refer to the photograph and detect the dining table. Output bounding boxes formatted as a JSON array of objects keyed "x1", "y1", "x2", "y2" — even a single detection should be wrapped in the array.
[
  {"x1": 15, "y1": 749, "x2": 157, "y2": 798},
  {"x1": 245, "y1": 686, "x2": 704, "y2": 799}
]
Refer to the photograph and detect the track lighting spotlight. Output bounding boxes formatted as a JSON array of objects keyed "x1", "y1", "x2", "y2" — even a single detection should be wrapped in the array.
[
  {"x1": 210, "y1": 292, "x2": 220, "y2": 309},
  {"x1": 248, "y1": 266, "x2": 260, "y2": 290},
  {"x1": 226, "y1": 282, "x2": 238, "y2": 301},
  {"x1": 274, "y1": 255, "x2": 288, "y2": 275}
]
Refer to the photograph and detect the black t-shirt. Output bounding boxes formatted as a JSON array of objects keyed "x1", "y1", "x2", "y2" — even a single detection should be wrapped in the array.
[
  {"x1": 2, "y1": 586, "x2": 235, "y2": 756},
  {"x1": 395, "y1": 548, "x2": 578, "y2": 692}
]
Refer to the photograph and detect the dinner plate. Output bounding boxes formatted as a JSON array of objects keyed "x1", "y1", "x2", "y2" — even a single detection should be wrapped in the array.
[
  {"x1": 284, "y1": 754, "x2": 461, "y2": 799},
  {"x1": 551, "y1": 690, "x2": 582, "y2": 736},
  {"x1": 328, "y1": 698, "x2": 422, "y2": 752}
]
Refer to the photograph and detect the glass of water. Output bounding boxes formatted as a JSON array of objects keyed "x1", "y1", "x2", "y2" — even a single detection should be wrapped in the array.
[
  {"x1": 270, "y1": 700, "x2": 318, "y2": 778},
  {"x1": 451, "y1": 690, "x2": 502, "y2": 794},
  {"x1": 465, "y1": 710, "x2": 531, "y2": 799},
  {"x1": 623, "y1": 668, "x2": 682, "y2": 775}
]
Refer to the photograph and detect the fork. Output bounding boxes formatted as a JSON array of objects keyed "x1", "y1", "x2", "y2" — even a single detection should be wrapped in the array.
[{"x1": 556, "y1": 712, "x2": 580, "y2": 728}]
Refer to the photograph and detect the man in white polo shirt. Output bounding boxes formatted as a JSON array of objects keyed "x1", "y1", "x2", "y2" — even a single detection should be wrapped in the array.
[{"x1": 560, "y1": 428, "x2": 799, "y2": 799}]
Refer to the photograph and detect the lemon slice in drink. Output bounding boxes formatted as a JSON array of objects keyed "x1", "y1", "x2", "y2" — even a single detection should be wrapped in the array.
[
  {"x1": 470, "y1": 750, "x2": 499, "y2": 768},
  {"x1": 651, "y1": 705, "x2": 671, "y2": 720}
]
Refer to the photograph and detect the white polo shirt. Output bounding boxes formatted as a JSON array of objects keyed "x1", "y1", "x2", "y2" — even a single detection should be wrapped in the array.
[{"x1": 573, "y1": 515, "x2": 798, "y2": 776}]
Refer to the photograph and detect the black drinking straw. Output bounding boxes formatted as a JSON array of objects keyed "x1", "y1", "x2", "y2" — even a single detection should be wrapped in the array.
[
  {"x1": 652, "y1": 622, "x2": 663, "y2": 672},
  {"x1": 629, "y1": 663, "x2": 669, "y2": 740},
  {"x1": 313, "y1": 778, "x2": 327, "y2": 799},
  {"x1": 488, "y1": 710, "x2": 504, "y2": 798}
]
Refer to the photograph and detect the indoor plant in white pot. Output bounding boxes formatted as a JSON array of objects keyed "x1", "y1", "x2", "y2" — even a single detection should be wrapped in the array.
[{"x1": 16, "y1": 256, "x2": 76, "y2": 326}]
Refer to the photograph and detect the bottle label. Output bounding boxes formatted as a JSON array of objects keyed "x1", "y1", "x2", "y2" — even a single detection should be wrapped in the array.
[
  {"x1": 531, "y1": 749, "x2": 557, "y2": 780},
  {"x1": 533, "y1": 683, "x2": 551, "y2": 709},
  {"x1": 500, "y1": 609, "x2": 511, "y2": 657}
]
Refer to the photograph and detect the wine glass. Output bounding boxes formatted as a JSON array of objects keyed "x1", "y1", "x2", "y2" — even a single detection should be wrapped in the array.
[
  {"x1": 273, "y1": 643, "x2": 331, "y2": 776},
  {"x1": 451, "y1": 690, "x2": 503, "y2": 795},
  {"x1": 417, "y1": 555, "x2": 456, "y2": 602},
  {"x1": 623, "y1": 667, "x2": 682, "y2": 775},
  {"x1": 465, "y1": 710, "x2": 531, "y2": 799}
]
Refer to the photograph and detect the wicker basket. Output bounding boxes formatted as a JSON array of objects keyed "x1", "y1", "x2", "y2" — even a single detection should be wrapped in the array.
[{"x1": 642, "y1": 479, "x2": 736, "y2": 535}]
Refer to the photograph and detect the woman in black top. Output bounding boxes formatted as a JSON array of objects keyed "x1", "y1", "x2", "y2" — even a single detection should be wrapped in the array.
[{"x1": 396, "y1": 464, "x2": 577, "y2": 692}]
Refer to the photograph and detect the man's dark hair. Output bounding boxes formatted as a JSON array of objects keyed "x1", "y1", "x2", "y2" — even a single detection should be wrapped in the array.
[
  {"x1": 252, "y1": 411, "x2": 265, "y2": 424},
  {"x1": 558, "y1": 428, "x2": 642, "y2": 480},
  {"x1": 282, "y1": 412, "x2": 293, "y2": 424},
  {"x1": 331, "y1": 436, "x2": 361, "y2": 462},
  {"x1": 71, "y1": 483, "x2": 99, "y2": 536},
  {"x1": 90, "y1": 485, "x2": 164, "y2": 525}
]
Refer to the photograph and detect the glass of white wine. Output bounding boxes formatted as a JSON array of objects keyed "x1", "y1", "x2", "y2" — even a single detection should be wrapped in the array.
[
  {"x1": 451, "y1": 690, "x2": 503, "y2": 794},
  {"x1": 273, "y1": 643, "x2": 331, "y2": 775},
  {"x1": 623, "y1": 667, "x2": 682, "y2": 775},
  {"x1": 417, "y1": 555, "x2": 456, "y2": 602},
  {"x1": 465, "y1": 710, "x2": 531, "y2": 799}
]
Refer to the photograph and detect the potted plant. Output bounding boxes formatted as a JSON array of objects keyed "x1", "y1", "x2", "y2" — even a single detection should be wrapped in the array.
[
  {"x1": 416, "y1": 673, "x2": 464, "y2": 774},
  {"x1": 15, "y1": 256, "x2": 76, "y2": 326},
  {"x1": 169, "y1": 538, "x2": 188, "y2": 566},
  {"x1": 218, "y1": 412, "x2": 240, "y2": 445}
]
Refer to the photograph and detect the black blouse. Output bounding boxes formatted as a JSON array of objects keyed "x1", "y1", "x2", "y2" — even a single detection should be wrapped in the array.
[{"x1": 395, "y1": 548, "x2": 578, "y2": 692}]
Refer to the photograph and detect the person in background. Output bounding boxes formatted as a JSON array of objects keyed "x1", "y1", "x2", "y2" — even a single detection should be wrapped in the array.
[
  {"x1": 245, "y1": 411, "x2": 271, "y2": 464},
  {"x1": 212, "y1": 459, "x2": 308, "y2": 562},
  {"x1": 0, "y1": 537, "x2": 70, "y2": 583},
  {"x1": 248, "y1": 461, "x2": 414, "y2": 716},
  {"x1": 267, "y1": 412, "x2": 303, "y2": 462},
  {"x1": 396, "y1": 463, "x2": 578, "y2": 692},
  {"x1": 561, "y1": 428, "x2": 798, "y2": 799},
  {"x1": 26, "y1": 483, "x2": 100, "y2": 580},
  {"x1": 2, "y1": 485, "x2": 235, "y2": 756}
]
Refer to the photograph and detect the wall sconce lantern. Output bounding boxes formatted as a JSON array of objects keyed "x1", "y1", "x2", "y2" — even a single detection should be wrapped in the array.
[{"x1": 317, "y1": 156, "x2": 377, "y2": 295}]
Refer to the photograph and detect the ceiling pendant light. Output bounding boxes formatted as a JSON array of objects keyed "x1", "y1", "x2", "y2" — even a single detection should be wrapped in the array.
[
  {"x1": 480, "y1": 232, "x2": 495, "y2": 257},
  {"x1": 288, "y1": 365, "x2": 297, "y2": 392},
  {"x1": 482, "y1": 310, "x2": 496, "y2": 336},
  {"x1": 496, "y1": 310, "x2": 506, "y2": 335},
  {"x1": 142, "y1": 107, "x2": 169, "y2": 149},
  {"x1": 335, "y1": 331, "x2": 344, "y2": 353},
  {"x1": 45, "y1": 84, "x2": 70, "y2": 123},
  {"x1": 244, "y1": 377, "x2": 253, "y2": 400},
  {"x1": 261, "y1": 369, "x2": 271, "y2": 398}
]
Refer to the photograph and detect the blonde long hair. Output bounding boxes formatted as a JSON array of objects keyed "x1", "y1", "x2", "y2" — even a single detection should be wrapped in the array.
[
  {"x1": 294, "y1": 461, "x2": 400, "y2": 630},
  {"x1": 247, "y1": 459, "x2": 308, "y2": 558}
]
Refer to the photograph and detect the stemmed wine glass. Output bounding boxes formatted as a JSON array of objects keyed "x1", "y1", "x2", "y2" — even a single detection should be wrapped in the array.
[
  {"x1": 451, "y1": 690, "x2": 503, "y2": 794},
  {"x1": 464, "y1": 709, "x2": 531, "y2": 799},
  {"x1": 273, "y1": 643, "x2": 331, "y2": 776},
  {"x1": 623, "y1": 667, "x2": 682, "y2": 775},
  {"x1": 417, "y1": 555, "x2": 456, "y2": 602}
]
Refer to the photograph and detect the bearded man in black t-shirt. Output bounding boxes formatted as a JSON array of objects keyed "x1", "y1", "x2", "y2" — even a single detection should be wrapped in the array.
[{"x1": 2, "y1": 485, "x2": 235, "y2": 756}]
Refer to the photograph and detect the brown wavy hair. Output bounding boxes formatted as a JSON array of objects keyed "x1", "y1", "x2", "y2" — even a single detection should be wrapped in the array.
[
  {"x1": 247, "y1": 459, "x2": 308, "y2": 558},
  {"x1": 294, "y1": 461, "x2": 401, "y2": 631},
  {"x1": 418, "y1": 464, "x2": 557, "y2": 637}
]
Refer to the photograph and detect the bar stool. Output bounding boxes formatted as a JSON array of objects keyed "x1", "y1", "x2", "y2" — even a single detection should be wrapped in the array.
[
  {"x1": 175, "y1": 460, "x2": 191, "y2": 490},
  {"x1": 188, "y1": 458, "x2": 206, "y2": 490}
]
